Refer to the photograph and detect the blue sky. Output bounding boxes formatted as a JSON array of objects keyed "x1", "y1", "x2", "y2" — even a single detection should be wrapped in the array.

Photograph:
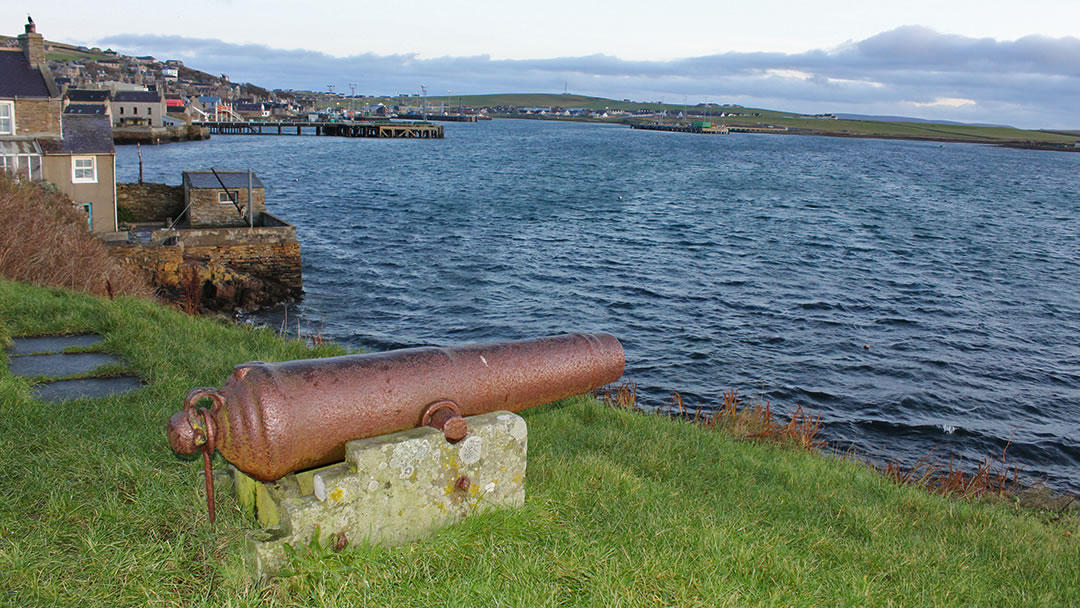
[{"x1": 8, "y1": 1, "x2": 1080, "y2": 128}]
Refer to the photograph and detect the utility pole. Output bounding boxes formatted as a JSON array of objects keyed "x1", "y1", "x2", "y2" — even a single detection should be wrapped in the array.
[{"x1": 348, "y1": 82, "x2": 357, "y2": 116}]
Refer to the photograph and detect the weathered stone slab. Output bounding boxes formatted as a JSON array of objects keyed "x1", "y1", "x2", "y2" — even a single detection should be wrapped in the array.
[
  {"x1": 7, "y1": 353, "x2": 124, "y2": 377},
  {"x1": 31, "y1": 376, "x2": 144, "y2": 403},
  {"x1": 232, "y1": 410, "x2": 528, "y2": 579},
  {"x1": 7, "y1": 334, "x2": 104, "y2": 355}
]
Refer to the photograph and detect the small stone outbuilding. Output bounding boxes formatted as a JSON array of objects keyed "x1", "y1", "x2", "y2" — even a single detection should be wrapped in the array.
[{"x1": 182, "y1": 170, "x2": 266, "y2": 227}]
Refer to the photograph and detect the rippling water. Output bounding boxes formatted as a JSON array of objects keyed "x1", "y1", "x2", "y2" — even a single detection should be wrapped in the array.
[{"x1": 116, "y1": 119, "x2": 1080, "y2": 491}]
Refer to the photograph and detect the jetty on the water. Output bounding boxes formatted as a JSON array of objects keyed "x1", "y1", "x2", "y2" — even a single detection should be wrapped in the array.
[
  {"x1": 632, "y1": 122, "x2": 729, "y2": 135},
  {"x1": 396, "y1": 113, "x2": 480, "y2": 123},
  {"x1": 194, "y1": 120, "x2": 444, "y2": 138},
  {"x1": 631, "y1": 122, "x2": 789, "y2": 135}
]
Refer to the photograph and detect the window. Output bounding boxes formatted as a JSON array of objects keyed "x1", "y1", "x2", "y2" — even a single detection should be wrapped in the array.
[
  {"x1": 72, "y1": 156, "x2": 97, "y2": 183},
  {"x1": 133, "y1": 106, "x2": 138, "y2": 114},
  {"x1": 0, "y1": 140, "x2": 43, "y2": 180},
  {"x1": 147, "y1": 107, "x2": 152, "y2": 115},
  {"x1": 119, "y1": 106, "x2": 124, "y2": 115},
  {"x1": 219, "y1": 191, "x2": 238, "y2": 204},
  {"x1": 0, "y1": 101, "x2": 13, "y2": 135}
]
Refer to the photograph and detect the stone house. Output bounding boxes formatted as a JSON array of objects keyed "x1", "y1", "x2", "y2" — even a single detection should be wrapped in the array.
[
  {"x1": 182, "y1": 170, "x2": 266, "y2": 227},
  {"x1": 39, "y1": 113, "x2": 117, "y2": 232},
  {"x1": 111, "y1": 89, "x2": 164, "y2": 127},
  {"x1": 0, "y1": 19, "x2": 118, "y2": 233}
]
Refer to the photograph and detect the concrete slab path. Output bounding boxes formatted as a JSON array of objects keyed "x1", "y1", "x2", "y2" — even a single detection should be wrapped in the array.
[{"x1": 5, "y1": 334, "x2": 144, "y2": 402}]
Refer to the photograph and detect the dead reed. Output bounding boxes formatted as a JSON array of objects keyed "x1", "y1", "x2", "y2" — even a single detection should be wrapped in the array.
[
  {"x1": 594, "y1": 380, "x2": 1035, "y2": 501},
  {"x1": 0, "y1": 172, "x2": 153, "y2": 298},
  {"x1": 596, "y1": 381, "x2": 825, "y2": 452},
  {"x1": 879, "y1": 445, "x2": 1021, "y2": 499},
  {"x1": 179, "y1": 263, "x2": 202, "y2": 315}
]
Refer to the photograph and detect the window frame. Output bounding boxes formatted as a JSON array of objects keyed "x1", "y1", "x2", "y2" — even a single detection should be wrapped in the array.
[
  {"x1": 72, "y1": 156, "x2": 97, "y2": 183},
  {"x1": 218, "y1": 191, "x2": 238, "y2": 205},
  {"x1": 0, "y1": 101, "x2": 14, "y2": 135}
]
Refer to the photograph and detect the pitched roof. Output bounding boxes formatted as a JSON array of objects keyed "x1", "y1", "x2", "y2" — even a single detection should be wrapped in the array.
[
  {"x1": 112, "y1": 90, "x2": 161, "y2": 103},
  {"x1": 66, "y1": 89, "x2": 110, "y2": 102},
  {"x1": 64, "y1": 104, "x2": 107, "y2": 115},
  {"x1": 39, "y1": 115, "x2": 115, "y2": 155},
  {"x1": 0, "y1": 49, "x2": 54, "y2": 97},
  {"x1": 183, "y1": 171, "x2": 266, "y2": 190}
]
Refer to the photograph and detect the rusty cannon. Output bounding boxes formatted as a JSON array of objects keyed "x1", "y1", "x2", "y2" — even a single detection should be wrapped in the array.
[{"x1": 168, "y1": 332, "x2": 624, "y2": 521}]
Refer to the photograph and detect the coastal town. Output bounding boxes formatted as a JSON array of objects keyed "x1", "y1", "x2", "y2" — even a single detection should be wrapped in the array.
[{"x1": 1, "y1": 20, "x2": 775, "y2": 131}]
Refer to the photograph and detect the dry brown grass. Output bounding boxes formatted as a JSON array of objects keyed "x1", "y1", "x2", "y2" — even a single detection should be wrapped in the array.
[
  {"x1": 0, "y1": 172, "x2": 153, "y2": 298},
  {"x1": 881, "y1": 446, "x2": 1022, "y2": 499},
  {"x1": 595, "y1": 380, "x2": 1038, "y2": 502},
  {"x1": 595, "y1": 382, "x2": 826, "y2": 452},
  {"x1": 179, "y1": 262, "x2": 202, "y2": 315}
]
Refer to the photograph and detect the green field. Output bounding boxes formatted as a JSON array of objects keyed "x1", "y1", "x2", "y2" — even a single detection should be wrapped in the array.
[
  {"x1": 363, "y1": 93, "x2": 1078, "y2": 146},
  {"x1": 1, "y1": 280, "x2": 1077, "y2": 606}
]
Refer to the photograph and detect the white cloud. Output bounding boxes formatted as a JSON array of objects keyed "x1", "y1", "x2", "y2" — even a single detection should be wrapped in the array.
[
  {"x1": 908, "y1": 98, "x2": 977, "y2": 108},
  {"x1": 97, "y1": 26, "x2": 1080, "y2": 128}
]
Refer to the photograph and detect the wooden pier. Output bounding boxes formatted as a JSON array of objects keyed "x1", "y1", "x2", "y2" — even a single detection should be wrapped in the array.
[
  {"x1": 727, "y1": 125, "x2": 788, "y2": 134},
  {"x1": 194, "y1": 120, "x2": 444, "y2": 138},
  {"x1": 631, "y1": 123, "x2": 730, "y2": 135},
  {"x1": 396, "y1": 113, "x2": 479, "y2": 123}
]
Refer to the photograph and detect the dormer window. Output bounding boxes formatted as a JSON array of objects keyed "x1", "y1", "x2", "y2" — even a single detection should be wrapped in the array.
[{"x1": 0, "y1": 101, "x2": 13, "y2": 135}]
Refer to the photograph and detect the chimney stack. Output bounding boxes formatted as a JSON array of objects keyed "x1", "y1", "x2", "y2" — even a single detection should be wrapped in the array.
[{"x1": 18, "y1": 19, "x2": 45, "y2": 68}]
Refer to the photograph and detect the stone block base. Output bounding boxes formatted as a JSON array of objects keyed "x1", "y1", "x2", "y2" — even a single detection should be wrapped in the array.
[{"x1": 221, "y1": 411, "x2": 528, "y2": 579}]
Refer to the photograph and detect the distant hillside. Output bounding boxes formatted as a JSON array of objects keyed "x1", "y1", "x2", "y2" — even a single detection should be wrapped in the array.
[
  {"x1": 1, "y1": 32, "x2": 275, "y2": 100},
  {"x1": 837, "y1": 114, "x2": 1012, "y2": 129}
]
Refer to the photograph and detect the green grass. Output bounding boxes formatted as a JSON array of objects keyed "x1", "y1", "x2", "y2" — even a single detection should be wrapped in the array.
[{"x1": 0, "y1": 280, "x2": 1077, "y2": 607}]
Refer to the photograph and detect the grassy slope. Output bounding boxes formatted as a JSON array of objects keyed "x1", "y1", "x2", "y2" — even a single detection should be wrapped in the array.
[{"x1": 0, "y1": 280, "x2": 1077, "y2": 607}]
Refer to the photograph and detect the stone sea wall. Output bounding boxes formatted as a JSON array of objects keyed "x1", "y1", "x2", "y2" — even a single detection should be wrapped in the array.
[
  {"x1": 113, "y1": 238, "x2": 302, "y2": 312},
  {"x1": 112, "y1": 124, "x2": 210, "y2": 145}
]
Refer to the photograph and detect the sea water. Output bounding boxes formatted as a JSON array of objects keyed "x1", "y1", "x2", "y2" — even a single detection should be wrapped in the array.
[{"x1": 116, "y1": 119, "x2": 1080, "y2": 491}]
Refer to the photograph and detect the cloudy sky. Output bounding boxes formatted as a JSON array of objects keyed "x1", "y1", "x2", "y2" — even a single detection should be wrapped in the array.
[{"x1": 7, "y1": 0, "x2": 1080, "y2": 128}]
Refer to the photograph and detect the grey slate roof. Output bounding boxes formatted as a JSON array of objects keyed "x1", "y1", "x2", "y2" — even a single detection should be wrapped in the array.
[
  {"x1": 112, "y1": 90, "x2": 162, "y2": 103},
  {"x1": 0, "y1": 49, "x2": 54, "y2": 97},
  {"x1": 66, "y1": 89, "x2": 110, "y2": 102},
  {"x1": 183, "y1": 171, "x2": 266, "y2": 189},
  {"x1": 64, "y1": 104, "x2": 107, "y2": 115},
  {"x1": 38, "y1": 115, "x2": 115, "y2": 155}
]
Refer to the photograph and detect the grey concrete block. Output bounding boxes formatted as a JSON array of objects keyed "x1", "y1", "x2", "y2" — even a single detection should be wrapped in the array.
[
  {"x1": 232, "y1": 410, "x2": 528, "y2": 579},
  {"x1": 7, "y1": 334, "x2": 104, "y2": 355},
  {"x1": 31, "y1": 376, "x2": 144, "y2": 402},
  {"x1": 7, "y1": 353, "x2": 125, "y2": 377}
]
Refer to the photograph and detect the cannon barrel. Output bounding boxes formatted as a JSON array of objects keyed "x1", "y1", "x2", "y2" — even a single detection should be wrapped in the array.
[{"x1": 168, "y1": 332, "x2": 624, "y2": 484}]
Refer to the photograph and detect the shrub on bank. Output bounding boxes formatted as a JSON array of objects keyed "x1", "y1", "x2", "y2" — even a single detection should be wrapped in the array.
[{"x1": 0, "y1": 172, "x2": 152, "y2": 298}]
